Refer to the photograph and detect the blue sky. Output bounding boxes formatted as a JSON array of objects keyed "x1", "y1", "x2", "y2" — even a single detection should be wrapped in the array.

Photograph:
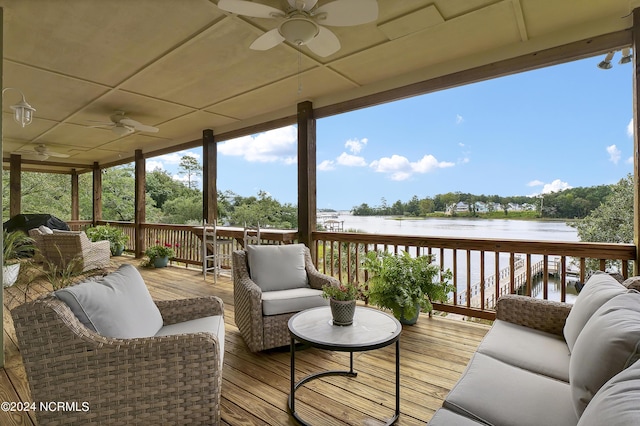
[{"x1": 146, "y1": 54, "x2": 633, "y2": 211}]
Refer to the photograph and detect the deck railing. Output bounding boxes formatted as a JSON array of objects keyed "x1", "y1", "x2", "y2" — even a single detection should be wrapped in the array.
[
  {"x1": 65, "y1": 221, "x2": 636, "y2": 320},
  {"x1": 312, "y1": 231, "x2": 636, "y2": 320}
]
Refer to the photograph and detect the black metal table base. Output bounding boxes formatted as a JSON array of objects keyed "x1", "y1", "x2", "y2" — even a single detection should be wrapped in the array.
[{"x1": 288, "y1": 337, "x2": 400, "y2": 425}]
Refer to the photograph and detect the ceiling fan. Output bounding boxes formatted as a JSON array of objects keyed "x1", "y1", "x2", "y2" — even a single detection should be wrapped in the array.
[
  {"x1": 12, "y1": 144, "x2": 70, "y2": 161},
  {"x1": 218, "y1": 0, "x2": 379, "y2": 57},
  {"x1": 88, "y1": 111, "x2": 159, "y2": 137}
]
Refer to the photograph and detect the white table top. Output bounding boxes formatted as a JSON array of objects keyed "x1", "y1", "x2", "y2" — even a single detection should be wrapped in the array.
[{"x1": 288, "y1": 306, "x2": 401, "y2": 351}]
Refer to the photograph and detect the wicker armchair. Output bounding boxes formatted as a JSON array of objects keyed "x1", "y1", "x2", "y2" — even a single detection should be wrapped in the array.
[
  {"x1": 41, "y1": 230, "x2": 110, "y2": 272},
  {"x1": 233, "y1": 246, "x2": 339, "y2": 352},
  {"x1": 12, "y1": 294, "x2": 224, "y2": 425}
]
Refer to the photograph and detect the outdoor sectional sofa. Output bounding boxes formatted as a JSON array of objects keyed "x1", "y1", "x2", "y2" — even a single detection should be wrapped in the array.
[{"x1": 428, "y1": 271, "x2": 640, "y2": 426}]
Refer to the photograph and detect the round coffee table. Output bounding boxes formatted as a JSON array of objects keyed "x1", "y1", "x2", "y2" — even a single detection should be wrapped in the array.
[{"x1": 287, "y1": 306, "x2": 402, "y2": 425}]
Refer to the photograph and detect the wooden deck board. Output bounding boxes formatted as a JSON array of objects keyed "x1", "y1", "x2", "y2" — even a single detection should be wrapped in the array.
[{"x1": 1, "y1": 256, "x2": 490, "y2": 425}]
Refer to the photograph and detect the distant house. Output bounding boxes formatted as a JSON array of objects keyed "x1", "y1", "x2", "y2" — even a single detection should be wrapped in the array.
[{"x1": 474, "y1": 202, "x2": 489, "y2": 213}]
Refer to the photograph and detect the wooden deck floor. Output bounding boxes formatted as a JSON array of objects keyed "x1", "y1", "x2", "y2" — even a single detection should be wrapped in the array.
[{"x1": 0, "y1": 257, "x2": 490, "y2": 425}]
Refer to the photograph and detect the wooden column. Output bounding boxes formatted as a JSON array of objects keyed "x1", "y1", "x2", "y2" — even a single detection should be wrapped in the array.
[
  {"x1": 9, "y1": 154, "x2": 20, "y2": 218},
  {"x1": 71, "y1": 169, "x2": 79, "y2": 221},
  {"x1": 202, "y1": 129, "x2": 216, "y2": 224},
  {"x1": 92, "y1": 162, "x2": 102, "y2": 225},
  {"x1": 297, "y1": 101, "x2": 316, "y2": 249},
  {"x1": 1, "y1": 6, "x2": 5, "y2": 369},
  {"x1": 134, "y1": 149, "x2": 146, "y2": 258},
  {"x1": 634, "y1": 7, "x2": 640, "y2": 275}
]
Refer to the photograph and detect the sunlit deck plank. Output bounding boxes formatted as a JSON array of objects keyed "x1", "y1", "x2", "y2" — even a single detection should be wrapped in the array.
[{"x1": 1, "y1": 257, "x2": 490, "y2": 425}]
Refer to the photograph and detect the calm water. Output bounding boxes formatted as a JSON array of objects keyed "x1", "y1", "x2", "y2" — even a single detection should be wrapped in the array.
[
  {"x1": 334, "y1": 214, "x2": 578, "y2": 242},
  {"x1": 328, "y1": 214, "x2": 579, "y2": 303}
]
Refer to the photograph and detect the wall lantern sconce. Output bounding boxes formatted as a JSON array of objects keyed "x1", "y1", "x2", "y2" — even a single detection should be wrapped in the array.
[{"x1": 2, "y1": 87, "x2": 36, "y2": 127}]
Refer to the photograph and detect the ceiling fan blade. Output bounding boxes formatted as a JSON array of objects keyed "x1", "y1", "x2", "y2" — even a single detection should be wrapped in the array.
[
  {"x1": 48, "y1": 152, "x2": 70, "y2": 158},
  {"x1": 218, "y1": 0, "x2": 285, "y2": 18},
  {"x1": 305, "y1": 26, "x2": 340, "y2": 57},
  {"x1": 314, "y1": 0, "x2": 379, "y2": 26},
  {"x1": 287, "y1": 0, "x2": 318, "y2": 11},
  {"x1": 120, "y1": 118, "x2": 159, "y2": 133},
  {"x1": 250, "y1": 28, "x2": 285, "y2": 51}
]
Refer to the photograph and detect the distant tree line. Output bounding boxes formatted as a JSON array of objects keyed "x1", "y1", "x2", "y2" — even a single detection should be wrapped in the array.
[{"x1": 351, "y1": 185, "x2": 613, "y2": 219}]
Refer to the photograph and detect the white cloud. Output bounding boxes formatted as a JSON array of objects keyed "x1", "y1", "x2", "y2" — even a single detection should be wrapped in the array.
[
  {"x1": 337, "y1": 152, "x2": 367, "y2": 167},
  {"x1": 607, "y1": 144, "x2": 621, "y2": 164},
  {"x1": 218, "y1": 125, "x2": 297, "y2": 164},
  {"x1": 456, "y1": 114, "x2": 464, "y2": 125},
  {"x1": 627, "y1": 156, "x2": 634, "y2": 165},
  {"x1": 318, "y1": 160, "x2": 335, "y2": 171},
  {"x1": 527, "y1": 180, "x2": 544, "y2": 187},
  {"x1": 628, "y1": 118, "x2": 634, "y2": 138},
  {"x1": 146, "y1": 160, "x2": 164, "y2": 172},
  {"x1": 345, "y1": 137, "x2": 368, "y2": 154},
  {"x1": 155, "y1": 150, "x2": 200, "y2": 165},
  {"x1": 541, "y1": 179, "x2": 572, "y2": 194},
  {"x1": 370, "y1": 154, "x2": 454, "y2": 181}
]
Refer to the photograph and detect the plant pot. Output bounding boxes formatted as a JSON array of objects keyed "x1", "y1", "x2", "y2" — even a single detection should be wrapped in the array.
[
  {"x1": 3, "y1": 263, "x2": 20, "y2": 288},
  {"x1": 112, "y1": 244, "x2": 125, "y2": 256},
  {"x1": 330, "y1": 299, "x2": 356, "y2": 326},
  {"x1": 153, "y1": 256, "x2": 169, "y2": 268},
  {"x1": 399, "y1": 302, "x2": 421, "y2": 326}
]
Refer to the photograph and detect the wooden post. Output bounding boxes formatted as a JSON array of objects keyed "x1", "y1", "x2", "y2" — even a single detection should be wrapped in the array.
[
  {"x1": 297, "y1": 101, "x2": 316, "y2": 249},
  {"x1": 135, "y1": 149, "x2": 146, "y2": 258},
  {"x1": 71, "y1": 169, "x2": 79, "y2": 221},
  {"x1": 634, "y1": 8, "x2": 640, "y2": 275},
  {"x1": 0, "y1": 6, "x2": 5, "y2": 368},
  {"x1": 9, "y1": 154, "x2": 20, "y2": 218},
  {"x1": 203, "y1": 129, "x2": 216, "y2": 224},
  {"x1": 92, "y1": 162, "x2": 102, "y2": 225}
]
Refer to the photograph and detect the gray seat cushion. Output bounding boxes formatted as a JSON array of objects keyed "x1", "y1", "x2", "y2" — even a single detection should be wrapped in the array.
[
  {"x1": 563, "y1": 272, "x2": 626, "y2": 352},
  {"x1": 444, "y1": 353, "x2": 577, "y2": 426},
  {"x1": 570, "y1": 291, "x2": 640, "y2": 417},
  {"x1": 155, "y1": 315, "x2": 225, "y2": 367},
  {"x1": 55, "y1": 264, "x2": 163, "y2": 338},
  {"x1": 247, "y1": 244, "x2": 309, "y2": 292},
  {"x1": 476, "y1": 319, "x2": 570, "y2": 382},
  {"x1": 577, "y1": 360, "x2": 640, "y2": 426},
  {"x1": 428, "y1": 408, "x2": 485, "y2": 425},
  {"x1": 261, "y1": 288, "x2": 328, "y2": 316}
]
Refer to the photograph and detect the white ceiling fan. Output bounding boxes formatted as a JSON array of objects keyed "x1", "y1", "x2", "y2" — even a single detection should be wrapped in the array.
[
  {"x1": 218, "y1": 0, "x2": 379, "y2": 57},
  {"x1": 88, "y1": 111, "x2": 159, "y2": 137},
  {"x1": 12, "y1": 144, "x2": 70, "y2": 161}
]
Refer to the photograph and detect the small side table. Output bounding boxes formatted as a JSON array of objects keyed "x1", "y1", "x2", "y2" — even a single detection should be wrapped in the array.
[{"x1": 288, "y1": 306, "x2": 402, "y2": 425}]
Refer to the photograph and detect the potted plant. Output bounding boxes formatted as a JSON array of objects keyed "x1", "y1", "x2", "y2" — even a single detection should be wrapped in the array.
[
  {"x1": 322, "y1": 282, "x2": 359, "y2": 326},
  {"x1": 362, "y1": 250, "x2": 454, "y2": 325},
  {"x1": 86, "y1": 224, "x2": 129, "y2": 256},
  {"x1": 145, "y1": 243, "x2": 176, "y2": 268},
  {"x1": 3, "y1": 230, "x2": 36, "y2": 287}
]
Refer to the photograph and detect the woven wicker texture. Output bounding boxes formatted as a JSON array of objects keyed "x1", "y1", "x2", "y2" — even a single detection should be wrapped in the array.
[
  {"x1": 41, "y1": 231, "x2": 110, "y2": 273},
  {"x1": 496, "y1": 294, "x2": 572, "y2": 336},
  {"x1": 12, "y1": 293, "x2": 224, "y2": 425},
  {"x1": 232, "y1": 247, "x2": 340, "y2": 352}
]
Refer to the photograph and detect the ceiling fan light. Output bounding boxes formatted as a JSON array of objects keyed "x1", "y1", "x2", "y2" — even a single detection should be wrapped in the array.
[
  {"x1": 34, "y1": 152, "x2": 49, "y2": 161},
  {"x1": 112, "y1": 124, "x2": 134, "y2": 137},
  {"x1": 278, "y1": 17, "x2": 318, "y2": 45}
]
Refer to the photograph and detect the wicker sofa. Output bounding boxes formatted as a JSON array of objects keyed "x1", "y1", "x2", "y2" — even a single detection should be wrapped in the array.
[
  {"x1": 29, "y1": 228, "x2": 110, "y2": 272},
  {"x1": 232, "y1": 244, "x2": 339, "y2": 352},
  {"x1": 12, "y1": 264, "x2": 225, "y2": 425},
  {"x1": 428, "y1": 272, "x2": 640, "y2": 426}
]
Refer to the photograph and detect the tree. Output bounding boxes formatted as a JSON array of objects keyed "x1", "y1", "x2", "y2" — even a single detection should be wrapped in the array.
[
  {"x1": 178, "y1": 155, "x2": 202, "y2": 190},
  {"x1": 571, "y1": 174, "x2": 633, "y2": 244}
]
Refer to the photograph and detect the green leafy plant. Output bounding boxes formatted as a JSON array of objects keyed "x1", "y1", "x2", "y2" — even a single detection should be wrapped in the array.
[
  {"x1": 3, "y1": 230, "x2": 36, "y2": 265},
  {"x1": 362, "y1": 250, "x2": 454, "y2": 322},
  {"x1": 145, "y1": 242, "x2": 176, "y2": 260},
  {"x1": 85, "y1": 224, "x2": 129, "y2": 255},
  {"x1": 41, "y1": 246, "x2": 84, "y2": 290},
  {"x1": 322, "y1": 282, "x2": 359, "y2": 301}
]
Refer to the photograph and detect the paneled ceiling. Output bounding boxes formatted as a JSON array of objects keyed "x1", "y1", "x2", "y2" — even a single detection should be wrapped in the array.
[{"x1": 1, "y1": 0, "x2": 638, "y2": 173}]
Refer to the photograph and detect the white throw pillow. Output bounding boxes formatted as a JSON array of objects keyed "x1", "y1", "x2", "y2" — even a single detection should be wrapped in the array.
[
  {"x1": 569, "y1": 291, "x2": 640, "y2": 417},
  {"x1": 247, "y1": 244, "x2": 309, "y2": 292},
  {"x1": 38, "y1": 225, "x2": 53, "y2": 234},
  {"x1": 563, "y1": 272, "x2": 626, "y2": 352},
  {"x1": 55, "y1": 264, "x2": 163, "y2": 338}
]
